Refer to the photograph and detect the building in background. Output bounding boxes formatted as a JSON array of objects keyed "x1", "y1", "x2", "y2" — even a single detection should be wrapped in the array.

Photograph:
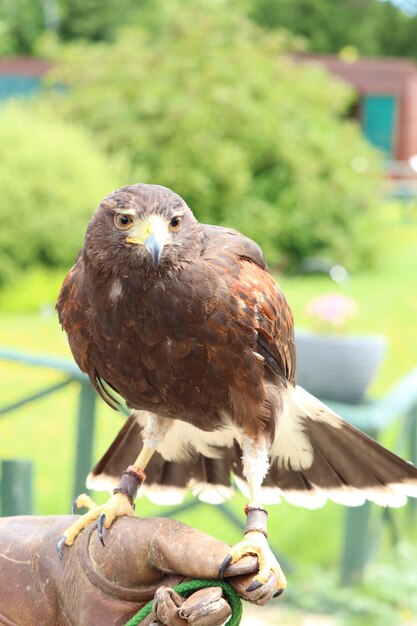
[
  {"x1": 0, "y1": 58, "x2": 51, "y2": 102},
  {"x1": 1, "y1": 54, "x2": 417, "y2": 196},
  {"x1": 294, "y1": 54, "x2": 417, "y2": 198}
]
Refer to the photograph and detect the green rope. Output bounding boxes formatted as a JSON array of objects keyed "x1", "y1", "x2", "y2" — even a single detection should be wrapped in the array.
[{"x1": 125, "y1": 579, "x2": 242, "y2": 626}]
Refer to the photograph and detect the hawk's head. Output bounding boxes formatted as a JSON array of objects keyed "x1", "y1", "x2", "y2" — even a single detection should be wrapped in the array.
[{"x1": 84, "y1": 184, "x2": 204, "y2": 272}]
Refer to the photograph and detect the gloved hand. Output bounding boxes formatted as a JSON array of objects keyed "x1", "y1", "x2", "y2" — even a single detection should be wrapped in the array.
[
  {"x1": 0, "y1": 514, "x2": 277, "y2": 625},
  {"x1": 148, "y1": 586, "x2": 232, "y2": 625}
]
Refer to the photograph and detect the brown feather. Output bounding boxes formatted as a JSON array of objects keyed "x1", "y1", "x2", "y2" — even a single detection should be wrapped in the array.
[{"x1": 57, "y1": 183, "x2": 417, "y2": 510}]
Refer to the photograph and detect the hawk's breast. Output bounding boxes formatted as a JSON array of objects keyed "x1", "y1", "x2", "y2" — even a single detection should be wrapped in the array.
[{"x1": 89, "y1": 267, "x2": 265, "y2": 428}]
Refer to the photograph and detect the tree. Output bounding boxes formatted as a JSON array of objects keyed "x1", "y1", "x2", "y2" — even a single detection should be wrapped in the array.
[
  {"x1": 2, "y1": 0, "x2": 417, "y2": 59},
  {"x1": 0, "y1": 0, "x2": 142, "y2": 55},
  {"x1": 243, "y1": 0, "x2": 417, "y2": 59},
  {"x1": 57, "y1": 0, "x2": 141, "y2": 42},
  {"x1": 0, "y1": 101, "x2": 126, "y2": 285},
  {"x1": 43, "y1": 0, "x2": 382, "y2": 271},
  {"x1": 0, "y1": 0, "x2": 45, "y2": 55}
]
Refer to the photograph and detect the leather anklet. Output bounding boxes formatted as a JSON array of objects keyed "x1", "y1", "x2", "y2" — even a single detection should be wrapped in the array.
[
  {"x1": 113, "y1": 465, "x2": 146, "y2": 506},
  {"x1": 244, "y1": 505, "x2": 268, "y2": 538}
]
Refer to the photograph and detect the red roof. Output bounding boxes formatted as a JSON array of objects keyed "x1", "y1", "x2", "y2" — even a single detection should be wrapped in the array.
[
  {"x1": 292, "y1": 54, "x2": 417, "y2": 95},
  {"x1": 0, "y1": 57, "x2": 52, "y2": 76}
]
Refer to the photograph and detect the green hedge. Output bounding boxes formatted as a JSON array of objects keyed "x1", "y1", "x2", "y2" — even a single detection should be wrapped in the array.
[
  {"x1": 43, "y1": 0, "x2": 383, "y2": 270},
  {"x1": 0, "y1": 102, "x2": 125, "y2": 286}
]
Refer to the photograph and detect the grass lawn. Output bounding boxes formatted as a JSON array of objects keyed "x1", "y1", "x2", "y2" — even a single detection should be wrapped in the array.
[{"x1": 0, "y1": 211, "x2": 416, "y2": 623}]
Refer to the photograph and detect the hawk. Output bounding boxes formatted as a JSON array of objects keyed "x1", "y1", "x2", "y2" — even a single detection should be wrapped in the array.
[{"x1": 57, "y1": 183, "x2": 417, "y2": 593}]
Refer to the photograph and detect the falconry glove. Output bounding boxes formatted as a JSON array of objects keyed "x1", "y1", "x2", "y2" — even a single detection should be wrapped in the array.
[{"x1": 0, "y1": 514, "x2": 277, "y2": 626}]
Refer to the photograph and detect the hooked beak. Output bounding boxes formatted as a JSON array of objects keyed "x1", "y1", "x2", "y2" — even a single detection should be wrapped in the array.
[
  {"x1": 144, "y1": 229, "x2": 165, "y2": 268},
  {"x1": 126, "y1": 215, "x2": 172, "y2": 268}
]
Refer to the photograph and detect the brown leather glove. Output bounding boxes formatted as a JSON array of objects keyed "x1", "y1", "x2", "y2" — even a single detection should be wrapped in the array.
[
  {"x1": 0, "y1": 515, "x2": 277, "y2": 626},
  {"x1": 148, "y1": 586, "x2": 232, "y2": 626}
]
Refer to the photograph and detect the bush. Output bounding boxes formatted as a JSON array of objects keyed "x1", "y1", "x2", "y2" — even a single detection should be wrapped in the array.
[
  {"x1": 0, "y1": 101, "x2": 126, "y2": 287},
  {"x1": 43, "y1": 0, "x2": 382, "y2": 270}
]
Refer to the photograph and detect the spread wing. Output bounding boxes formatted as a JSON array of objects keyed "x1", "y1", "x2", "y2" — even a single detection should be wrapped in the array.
[{"x1": 201, "y1": 224, "x2": 296, "y2": 385}]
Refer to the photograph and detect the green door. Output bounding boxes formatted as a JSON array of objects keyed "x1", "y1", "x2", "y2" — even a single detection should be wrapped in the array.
[{"x1": 362, "y1": 94, "x2": 396, "y2": 157}]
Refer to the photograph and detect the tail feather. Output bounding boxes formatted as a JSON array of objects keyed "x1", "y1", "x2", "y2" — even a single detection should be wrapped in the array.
[
  {"x1": 87, "y1": 387, "x2": 417, "y2": 510},
  {"x1": 264, "y1": 385, "x2": 417, "y2": 508},
  {"x1": 87, "y1": 412, "x2": 234, "y2": 505},
  {"x1": 86, "y1": 412, "x2": 142, "y2": 490}
]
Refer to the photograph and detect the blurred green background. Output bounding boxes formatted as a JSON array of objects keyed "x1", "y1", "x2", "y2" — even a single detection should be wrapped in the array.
[{"x1": 1, "y1": 1, "x2": 417, "y2": 624}]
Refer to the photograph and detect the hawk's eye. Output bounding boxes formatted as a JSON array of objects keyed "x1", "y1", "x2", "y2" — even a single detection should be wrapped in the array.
[
  {"x1": 114, "y1": 214, "x2": 134, "y2": 230},
  {"x1": 169, "y1": 216, "x2": 182, "y2": 232}
]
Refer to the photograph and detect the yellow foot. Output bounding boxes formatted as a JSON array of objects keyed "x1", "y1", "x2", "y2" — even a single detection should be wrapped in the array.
[
  {"x1": 219, "y1": 530, "x2": 287, "y2": 595},
  {"x1": 57, "y1": 492, "x2": 135, "y2": 559}
]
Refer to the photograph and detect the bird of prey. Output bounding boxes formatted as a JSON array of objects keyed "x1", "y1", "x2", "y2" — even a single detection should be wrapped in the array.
[{"x1": 57, "y1": 183, "x2": 417, "y2": 593}]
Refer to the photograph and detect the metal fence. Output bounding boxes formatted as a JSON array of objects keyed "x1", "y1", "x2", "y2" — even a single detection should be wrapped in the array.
[{"x1": 0, "y1": 348, "x2": 98, "y2": 505}]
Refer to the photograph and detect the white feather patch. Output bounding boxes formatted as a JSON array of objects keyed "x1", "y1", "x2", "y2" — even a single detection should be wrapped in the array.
[
  {"x1": 270, "y1": 384, "x2": 342, "y2": 471},
  {"x1": 290, "y1": 386, "x2": 343, "y2": 427},
  {"x1": 319, "y1": 488, "x2": 366, "y2": 507},
  {"x1": 192, "y1": 482, "x2": 233, "y2": 505},
  {"x1": 260, "y1": 487, "x2": 283, "y2": 505},
  {"x1": 283, "y1": 490, "x2": 328, "y2": 509},
  {"x1": 232, "y1": 473, "x2": 417, "y2": 509},
  {"x1": 233, "y1": 475, "x2": 283, "y2": 505},
  {"x1": 390, "y1": 480, "x2": 417, "y2": 498},
  {"x1": 135, "y1": 412, "x2": 239, "y2": 462},
  {"x1": 271, "y1": 410, "x2": 314, "y2": 471},
  {"x1": 141, "y1": 485, "x2": 185, "y2": 505},
  {"x1": 109, "y1": 279, "x2": 123, "y2": 301},
  {"x1": 361, "y1": 489, "x2": 407, "y2": 508},
  {"x1": 86, "y1": 472, "x2": 118, "y2": 493},
  {"x1": 241, "y1": 435, "x2": 270, "y2": 484},
  {"x1": 139, "y1": 411, "x2": 172, "y2": 449}
]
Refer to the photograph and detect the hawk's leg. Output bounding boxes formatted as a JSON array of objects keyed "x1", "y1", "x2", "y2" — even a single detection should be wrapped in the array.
[
  {"x1": 219, "y1": 435, "x2": 287, "y2": 594},
  {"x1": 58, "y1": 447, "x2": 153, "y2": 557},
  {"x1": 58, "y1": 415, "x2": 169, "y2": 556}
]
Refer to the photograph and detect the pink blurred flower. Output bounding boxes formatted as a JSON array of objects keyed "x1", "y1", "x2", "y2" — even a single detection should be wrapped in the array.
[{"x1": 307, "y1": 293, "x2": 358, "y2": 329}]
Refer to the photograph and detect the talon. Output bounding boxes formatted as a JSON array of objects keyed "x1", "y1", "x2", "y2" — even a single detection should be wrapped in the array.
[
  {"x1": 58, "y1": 492, "x2": 135, "y2": 558},
  {"x1": 218, "y1": 554, "x2": 233, "y2": 580},
  {"x1": 246, "y1": 580, "x2": 263, "y2": 593},
  {"x1": 71, "y1": 497, "x2": 78, "y2": 514},
  {"x1": 97, "y1": 513, "x2": 107, "y2": 546},
  {"x1": 57, "y1": 535, "x2": 67, "y2": 560},
  {"x1": 223, "y1": 530, "x2": 287, "y2": 594},
  {"x1": 273, "y1": 589, "x2": 284, "y2": 598},
  {"x1": 72, "y1": 493, "x2": 98, "y2": 512}
]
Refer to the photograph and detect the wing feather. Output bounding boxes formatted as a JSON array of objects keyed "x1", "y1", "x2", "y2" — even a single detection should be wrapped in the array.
[
  {"x1": 57, "y1": 256, "x2": 122, "y2": 410},
  {"x1": 56, "y1": 258, "x2": 91, "y2": 373},
  {"x1": 201, "y1": 224, "x2": 267, "y2": 270},
  {"x1": 201, "y1": 224, "x2": 296, "y2": 385}
]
